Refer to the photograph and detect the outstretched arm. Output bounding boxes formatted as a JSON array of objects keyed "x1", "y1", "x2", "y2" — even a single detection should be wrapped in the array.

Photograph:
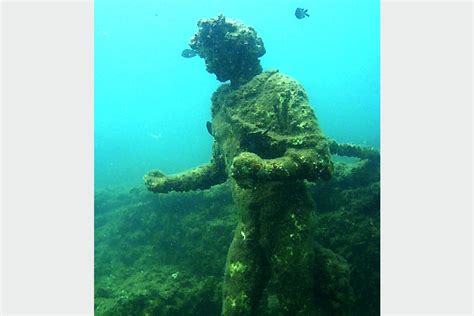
[
  {"x1": 328, "y1": 139, "x2": 379, "y2": 162},
  {"x1": 144, "y1": 143, "x2": 227, "y2": 193}
]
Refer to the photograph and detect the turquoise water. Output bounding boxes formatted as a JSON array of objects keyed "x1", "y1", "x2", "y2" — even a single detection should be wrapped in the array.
[{"x1": 95, "y1": 0, "x2": 380, "y2": 189}]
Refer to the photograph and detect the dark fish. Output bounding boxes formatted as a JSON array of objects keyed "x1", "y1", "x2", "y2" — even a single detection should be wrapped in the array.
[
  {"x1": 129, "y1": 187, "x2": 141, "y2": 195},
  {"x1": 181, "y1": 49, "x2": 197, "y2": 58},
  {"x1": 206, "y1": 121, "x2": 213, "y2": 136},
  {"x1": 295, "y1": 8, "x2": 309, "y2": 19}
]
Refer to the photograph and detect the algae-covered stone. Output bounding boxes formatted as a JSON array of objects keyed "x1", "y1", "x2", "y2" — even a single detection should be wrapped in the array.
[
  {"x1": 142, "y1": 16, "x2": 379, "y2": 316},
  {"x1": 97, "y1": 149, "x2": 379, "y2": 315},
  {"x1": 190, "y1": 15, "x2": 266, "y2": 87},
  {"x1": 211, "y1": 70, "x2": 333, "y2": 187},
  {"x1": 145, "y1": 69, "x2": 335, "y2": 315}
]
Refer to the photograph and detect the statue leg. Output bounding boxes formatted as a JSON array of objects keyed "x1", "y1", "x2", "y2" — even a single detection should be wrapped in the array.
[
  {"x1": 222, "y1": 222, "x2": 269, "y2": 316},
  {"x1": 269, "y1": 207, "x2": 317, "y2": 315}
]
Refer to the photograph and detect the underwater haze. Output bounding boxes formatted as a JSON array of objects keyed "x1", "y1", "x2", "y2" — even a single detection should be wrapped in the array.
[
  {"x1": 95, "y1": 0, "x2": 380, "y2": 189},
  {"x1": 95, "y1": 1, "x2": 381, "y2": 314}
]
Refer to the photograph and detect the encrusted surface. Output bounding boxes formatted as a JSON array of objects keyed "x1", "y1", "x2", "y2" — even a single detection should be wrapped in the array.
[{"x1": 190, "y1": 15, "x2": 265, "y2": 87}]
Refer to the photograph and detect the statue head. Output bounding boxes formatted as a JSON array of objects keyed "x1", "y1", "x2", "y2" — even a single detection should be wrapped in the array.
[{"x1": 190, "y1": 15, "x2": 266, "y2": 87}]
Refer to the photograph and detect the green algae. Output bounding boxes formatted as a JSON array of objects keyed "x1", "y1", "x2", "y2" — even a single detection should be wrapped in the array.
[
  {"x1": 190, "y1": 14, "x2": 266, "y2": 86},
  {"x1": 97, "y1": 13, "x2": 379, "y2": 316},
  {"x1": 95, "y1": 156, "x2": 379, "y2": 315},
  {"x1": 139, "y1": 70, "x2": 379, "y2": 315}
]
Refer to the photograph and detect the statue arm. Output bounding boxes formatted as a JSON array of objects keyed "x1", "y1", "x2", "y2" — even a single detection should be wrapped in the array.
[
  {"x1": 328, "y1": 139, "x2": 380, "y2": 162},
  {"x1": 231, "y1": 146, "x2": 333, "y2": 187},
  {"x1": 231, "y1": 107, "x2": 333, "y2": 187},
  {"x1": 144, "y1": 143, "x2": 227, "y2": 193}
]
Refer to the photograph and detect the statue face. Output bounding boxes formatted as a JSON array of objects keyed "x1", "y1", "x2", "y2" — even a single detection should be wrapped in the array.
[{"x1": 190, "y1": 15, "x2": 265, "y2": 85}]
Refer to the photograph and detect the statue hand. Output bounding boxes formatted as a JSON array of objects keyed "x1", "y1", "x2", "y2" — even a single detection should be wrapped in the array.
[
  {"x1": 143, "y1": 169, "x2": 169, "y2": 193},
  {"x1": 230, "y1": 152, "x2": 264, "y2": 187}
]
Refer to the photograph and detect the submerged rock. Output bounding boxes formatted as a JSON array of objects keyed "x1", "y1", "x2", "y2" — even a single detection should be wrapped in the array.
[{"x1": 95, "y1": 157, "x2": 380, "y2": 315}]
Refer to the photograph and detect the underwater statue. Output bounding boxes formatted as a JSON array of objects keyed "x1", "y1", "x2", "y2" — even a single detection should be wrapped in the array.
[{"x1": 145, "y1": 15, "x2": 351, "y2": 315}]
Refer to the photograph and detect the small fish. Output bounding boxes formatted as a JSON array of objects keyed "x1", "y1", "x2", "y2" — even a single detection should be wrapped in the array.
[
  {"x1": 181, "y1": 49, "x2": 197, "y2": 58},
  {"x1": 206, "y1": 121, "x2": 213, "y2": 136},
  {"x1": 129, "y1": 187, "x2": 141, "y2": 195},
  {"x1": 149, "y1": 132, "x2": 161, "y2": 141},
  {"x1": 295, "y1": 8, "x2": 310, "y2": 19}
]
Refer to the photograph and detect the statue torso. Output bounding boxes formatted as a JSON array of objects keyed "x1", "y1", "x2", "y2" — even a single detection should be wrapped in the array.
[{"x1": 211, "y1": 70, "x2": 324, "y2": 176}]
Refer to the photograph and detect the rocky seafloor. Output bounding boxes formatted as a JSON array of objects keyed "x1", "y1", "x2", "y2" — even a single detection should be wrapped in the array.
[{"x1": 94, "y1": 157, "x2": 380, "y2": 315}]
